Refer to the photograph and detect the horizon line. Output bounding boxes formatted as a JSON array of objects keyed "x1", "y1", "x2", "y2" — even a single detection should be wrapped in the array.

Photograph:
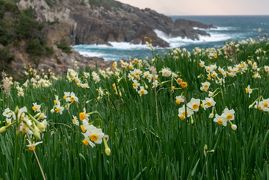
[{"x1": 166, "y1": 14, "x2": 269, "y2": 16}]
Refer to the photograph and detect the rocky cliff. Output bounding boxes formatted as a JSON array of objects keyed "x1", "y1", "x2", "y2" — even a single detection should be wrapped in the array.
[
  {"x1": 0, "y1": 0, "x2": 213, "y2": 78},
  {"x1": 17, "y1": 0, "x2": 213, "y2": 47}
]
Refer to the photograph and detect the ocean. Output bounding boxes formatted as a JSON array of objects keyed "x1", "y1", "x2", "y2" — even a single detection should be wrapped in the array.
[{"x1": 73, "y1": 16, "x2": 269, "y2": 60}]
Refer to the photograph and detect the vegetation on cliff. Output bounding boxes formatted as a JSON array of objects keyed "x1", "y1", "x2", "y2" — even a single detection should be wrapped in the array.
[{"x1": 0, "y1": 0, "x2": 53, "y2": 72}]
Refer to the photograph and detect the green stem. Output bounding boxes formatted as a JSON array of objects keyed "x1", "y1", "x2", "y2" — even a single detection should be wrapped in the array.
[
  {"x1": 13, "y1": 132, "x2": 19, "y2": 180},
  {"x1": 34, "y1": 151, "x2": 46, "y2": 180},
  {"x1": 155, "y1": 88, "x2": 160, "y2": 126}
]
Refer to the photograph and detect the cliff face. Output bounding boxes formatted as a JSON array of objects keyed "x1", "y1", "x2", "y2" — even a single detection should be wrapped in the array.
[
  {"x1": 0, "y1": 0, "x2": 214, "y2": 78},
  {"x1": 0, "y1": 0, "x2": 109, "y2": 78},
  {"x1": 17, "y1": 0, "x2": 213, "y2": 47}
]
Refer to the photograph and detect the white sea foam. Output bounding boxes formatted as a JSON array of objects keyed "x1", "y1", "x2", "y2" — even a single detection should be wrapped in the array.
[
  {"x1": 108, "y1": 42, "x2": 149, "y2": 49},
  {"x1": 211, "y1": 27, "x2": 236, "y2": 31},
  {"x1": 154, "y1": 29, "x2": 232, "y2": 47},
  {"x1": 194, "y1": 26, "x2": 235, "y2": 31},
  {"x1": 77, "y1": 51, "x2": 107, "y2": 58},
  {"x1": 74, "y1": 42, "x2": 149, "y2": 50}
]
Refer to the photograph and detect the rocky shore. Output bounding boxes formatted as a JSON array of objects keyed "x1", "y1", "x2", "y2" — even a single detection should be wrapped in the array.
[{"x1": 1, "y1": 0, "x2": 214, "y2": 78}]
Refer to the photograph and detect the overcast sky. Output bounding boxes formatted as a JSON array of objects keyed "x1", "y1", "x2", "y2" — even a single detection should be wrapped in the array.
[{"x1": 117, "y1": 0, "x2": 269, "y2": 15}]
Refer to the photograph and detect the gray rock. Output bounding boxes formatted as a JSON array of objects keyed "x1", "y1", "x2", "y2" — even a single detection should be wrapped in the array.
[{"x1": 18, "y1": 0, "x2": 214, "y2": 47}]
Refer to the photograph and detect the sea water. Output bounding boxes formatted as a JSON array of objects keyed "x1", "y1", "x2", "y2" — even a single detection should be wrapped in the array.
[{"x1": 73, "y1": 16, "x2": 269, "y2": 60}]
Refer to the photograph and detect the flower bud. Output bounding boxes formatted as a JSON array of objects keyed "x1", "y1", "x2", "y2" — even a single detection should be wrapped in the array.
[
  {"x1": 103, "y1": 136, "x2": 111, "y2": 156},
  {"x1": 33, "y1": 125, "x2": 41, "y2": 139},
  {"x1": 37, "y1": 122, "x2": 46, "y2": 132},
  {"x1": 231, "y1": 124, "x2": 237, "y2": 131},
  {"x1": 209, "y1": 113, "x2": 214, "y2": 119},
  {"x1": 105, "y1": 147, "x2": 111, "y2": 156},
  {"x1": 0, "y1": 126, "x2": 7, "y2": 133}
]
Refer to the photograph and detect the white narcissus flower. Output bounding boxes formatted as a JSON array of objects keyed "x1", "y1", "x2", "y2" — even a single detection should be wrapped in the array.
[
  {"x1": 187, "y1": 98, "x2": 201, "y2": 112},
  {"x1": 178, "y1": 106, "x2": 194, "y2": 120},
  {"x1": 213, "y1": 114, "x2": 227, "y2": 126},
  {"x1": 50, "y1": 104, "x2": 64, "y2": 114},
  {"x1": 16, "y1": 86, "x2": 24, "y2": 97},
  {"x1": 53, "y1": 95, "x2": 60, "y2": 105},
  {"x1": 92, "y1": 71, "x2": 101, "y2": 83},
  {"x1": 255, "y1": 99, "x2": 269, "y2": 112},
  {"x1": 221, "y1": 108, "x2": 235, "y2": 121},
  {"x1": 200, "y1": 82, "x2": 211, "y2": 92},
  {"x1": 67, "y1": 69, "x2": 78, "y2": 82},
  {"x1": 138, "y1": 86, "x2": 148, "y2": 96},
  {"x1": 82, "y1": 125, "x2": 105, "y2": 147},
  {"x1": 32, "y1": 103, "x2": 41, "y2": 112},
  {"x1": 132, "y1": 80, "x2": 140, "y2": 90},
  {"x1": 264, "y1": 66, "x2": 269, "y2": 73},
  {"x1": 26, "y1": 140, "x2": 43, "y2": 152},
  {"x1": 175, "y1": 96, "x2": 185, "y2": 105},
  {"x1": 160, "y1": 67, "x2": 172, "y2": 77},
  {"x1": 72, "y1": 116, "x2": 79, "y2": 126},
  {"x1": 79, "y1": 109, "x2": 89, "y2": 121},
  {"x1": 64, "y1": 92, "x2": 79, "y2": 103},
  {"x1": 245, "y1": 85, "x2": 253, "y2": 97},
  {"x1": 199, "y1": 60, "x2": 205, "y2": 67},
  {"x1": 2, "y1": 108, "x2": 16, "y2": 122},
  {"x1": 202, "y1": 97, "x2": 216, "y2": 109},
  {"x1": 83, "y1": 72, "x2": 90, "y2": 79}
]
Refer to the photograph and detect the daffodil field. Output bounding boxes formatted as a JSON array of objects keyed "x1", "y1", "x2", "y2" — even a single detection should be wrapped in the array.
[{"x1": 1, "y1": 39, "x2": 269, "y2": 179}]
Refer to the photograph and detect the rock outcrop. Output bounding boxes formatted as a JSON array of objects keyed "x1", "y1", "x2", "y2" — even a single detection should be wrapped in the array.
[
  {"x1": 1, "y1": 0, "x2": 214, "y2": 78},
  {"x1": 17, "y1": 0, "x2": 214, "y2": 47}
]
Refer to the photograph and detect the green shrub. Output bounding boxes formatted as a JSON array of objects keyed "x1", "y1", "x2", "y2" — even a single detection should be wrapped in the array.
[
  {"x1": 16, "y1": 9, "x2": 43, "y2": 40},
  {"x1": 0, "y1": 48, "x2": 13, "y2": 62},
  {"x1": 0, "y1": 25, "x2": 15, "y2": 46},
  {"x1": 0, "y1": 0, "x2": 18, "y2": 18},
  {"x1": 57, "y1": 41, "x2": 72, "y2": 54},
  {"x1": 0, "y1": 48, "x2": 14, "y2": 70},
  {"x1": 26, "y1": 39, "x2": 47, "y2": 57},
  {"x1": 45, "y1": 0, "x2": 56, "y2": 7},
  {"x1": 87, "y1": 0, "x2": 118, "y2": 8}
]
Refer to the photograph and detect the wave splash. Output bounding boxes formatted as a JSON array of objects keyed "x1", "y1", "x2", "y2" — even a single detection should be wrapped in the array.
[
  {"x1": 154, "y1": 29, "x2": 233, "y2": 48},
  {"x1": 74, "y1": 26, "x2": 236, "y2": 60}
]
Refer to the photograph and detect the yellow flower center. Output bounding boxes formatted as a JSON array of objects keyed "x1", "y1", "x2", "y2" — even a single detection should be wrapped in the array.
[
  {"x1": 132, "y1": 83, "x2": 138, "y2": 89},
  {"x1": 178, "y1": 113, "x2": 186, "y2": 120},
  {"x1": 55, "y1": 107, "x2": 60, "y2": 113},
  {"x1": 205, "y1": 101, "x2": 212, "y2": 107},
  {"x1": 226, "y1": 113, "x2": 233, "y2": 120},
  {"x1": 192, "y1": 104, "x2": 199, "y2": 110},
  {"x1": 27, "y1": 145, "x2": 36, "y2": 152},
  {"x1": 70, "y1": 96, "x2": 75, "y2": 103},
  {"x1": 263, "y1": 102, "x2": 269, "y2": 108},
  {"x1": 176, "y1": 99, "x2": 181, "y2": 105},
  {"x1": 32, "y1": 106, "x2": 38, "y2": 111},
  {"x1": 82, "y1": 139, "x2": 89, "y2": 145},
  {"x1": 90, "y1": 134, "x2": 98, "y2": 142},
  {"x1": 180, "y1": 82, "x2": 188, "y2": 89},
  {"x1": 80, "y1": 125, "x2": 86, "y2": 133},
  {"x1": 211, "y1": 73, "x2": 217, "y2": 78},
  {"x1": 217, "y1": 118, "x2": 223, "y2": 125},
  {"x1": 79, "y1": 112, "x2": 86, "y2": 121},
  {"x1": 176, "y1": 78, "x2": 182, "y2": 84}
]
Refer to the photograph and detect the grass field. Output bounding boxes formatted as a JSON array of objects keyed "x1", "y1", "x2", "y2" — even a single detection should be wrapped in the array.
[{"x1": 1, "y1": 39, "x2": 269, "y2": 179}]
